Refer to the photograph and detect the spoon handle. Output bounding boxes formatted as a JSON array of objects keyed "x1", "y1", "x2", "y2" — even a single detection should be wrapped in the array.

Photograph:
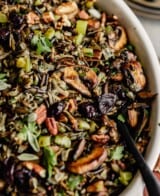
[{"x1": 117, "y1": 121, "x2": 160, "y2": 196}]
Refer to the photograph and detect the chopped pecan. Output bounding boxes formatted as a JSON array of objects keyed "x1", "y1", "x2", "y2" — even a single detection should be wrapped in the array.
[
  {"x1": 111, "y1": 72, "x2": 123, "y2": 81},
  {"x1": 91, "y1": 134, "x2": 110, "y2": 144},
  {"x1": 87, "y1": 180, "x2": 107, "y2": 193},
  {"x1": 63, "y1": 67, "x2": 91, "y2": 97},
  {"x1": 67, "y1": 99, "x2": 77, "y2": 113},
  {"x1": 138, "y1": 91, "x2": 157, "y2": 99},
  {"x1": 35, "y1": 104, "x2": 47, "y2": 125},
  {"x1": 68, "y1": 147, "x2": 107, "y2": 174},
  {"x1": 42, "y1": 12, "x2": 54, "y2": 23},
  {"x1": 26, "y1": 12, "x2": 40, "y2": 25},
  {"x1": 55, "y1": 2, "x2": 78, "y2": 19},
  {"x1": 45, "y1": 117, "x2": 58, "y2": 135},
  {"x1": 78, "y1": 10, "x2": 90, "y2": 19},
  {"x1": 88, "y1": 19, "x2": 100, "y2": 29},
  {"x1": 22, "y1": 162, "x2": 46, "y2": 178},
  {"x1": 128, "y1": 108, "x2": 138, "y2": 127}
]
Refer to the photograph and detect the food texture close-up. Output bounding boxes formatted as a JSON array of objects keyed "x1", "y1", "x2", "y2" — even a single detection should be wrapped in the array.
[{"x1": 0, "y1": 0, "x2": 156, "y2": 195}]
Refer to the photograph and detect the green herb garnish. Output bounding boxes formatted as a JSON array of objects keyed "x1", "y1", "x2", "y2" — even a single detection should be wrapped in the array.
[
  {"x1": 67, "y1": 175, "x2": 83, "y2": 191},
  {"x1": 110, "y1": 146, "x2": 124, "y2": 160},
  {"x1": 31, "y1": 35, "x2": 52, "y2": 54},
  {"x1": 43, "y1": 146, "x2": 57, "y2": 178}
]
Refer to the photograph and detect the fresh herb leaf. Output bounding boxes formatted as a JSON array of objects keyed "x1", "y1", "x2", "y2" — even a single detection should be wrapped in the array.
[
  {"x1": 27, "y1": 132, "x2": 40, "y2": 152},
  {"x1": 31, "y1": 35, "x2": 52, "y2": 54},
  {"x1": 110, "y1": 146, "x2": 124, "y2": 160},
  {"x1": 43, "y1": 146, "x2": 57, "y2": 178},
  {"x1": 19, "y1": 122, "x2": 40, "y2": 152},
  {"x1": 17, "y1": 153, "x2": 39, "y2": 161},
  {"x1": 67, "y1": 175, "x2": 83, "y2": 191}
]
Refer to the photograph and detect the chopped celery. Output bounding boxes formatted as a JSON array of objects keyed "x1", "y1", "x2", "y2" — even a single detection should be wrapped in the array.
[
  {"x1": 16, "y1": 57, "x2": 32, "y2": 72},
  {"x1": 54, "y1": 135, "x2": 71, "y2": 148},
  {"x1": 39, "y1": 136, "x2": 51, "y2": 147},
  {"x1": 74, "y1": 33, "x2": 84, "y2": 45},
  {"x1": 0, "y1": 12, "x2": 8, "y2": 23},
  {"x1": 76, "y1": 20, "x2": 88, "y2": 35},
  {"x1": 118, "y1": 171, "x2": 132, "y2": 186},
  {"x1": 45, "y1": 28, "x2": 55, "y2": 40},
  {"x1": 86, "y1": 1, "x2": 94, "y2": 8},
  {"x1": 117, "y1": 114, "x2": 125, "y2": 123},
  {"x1": 78, "y1": 119, "x2": 90, "y2": 130},
  {"x1": 105, "y1": 25, "x2": 113, "y2": 35},
  {"x1": 82, "y1": 48, "x2": 93, "y2": 57},
  {"x1": 34, "y1": 0, "x2": 42, "y2": 6},
  {"x1": 90, "y1": 121, "x2": 98, "y2": 133}
]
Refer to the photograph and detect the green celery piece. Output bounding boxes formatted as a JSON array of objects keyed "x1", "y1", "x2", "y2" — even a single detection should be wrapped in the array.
[
  {"x1": 105, "y1": 25, "x2": 113, "y2": 34},
  {"x1": 117, "y1": 114, "x2": 126, "y2": 123},
  {"x1": 54, "y1": 135, "x2": 71, "y2": 148},
  {"x1": 67, "y1": 175, "x2": 83, "y2": 191},
  {"x1": 39, "y1": 136, "x2": 51, "y2": 147},
  {"x1": 74, "y1": 34, "x2": 84, "y2": 45},
  {"x1": 0, "y1": 12, "x2": 8, "y2": 23},
  {"x1": 43, "y1": 146, "x2": 57, "y2": 178},
  {"x1": 119, "y1": 171, "x2": 133, "y2": 186},
  {"x1": 31, "y1": 35, "x2": 39, "y2": 46},
  {"x1": 45, "y1": 28, "x2": 55, "y2": 40},
  {"x1": 110, "y1": 146, "x2": 124, "y2": 160},
  {"x1": 83, "y1": 48, "x2": 93, "y2": 57},
  {"x1": 76, "y1": 20, "x2": 88, "y2": 35}
]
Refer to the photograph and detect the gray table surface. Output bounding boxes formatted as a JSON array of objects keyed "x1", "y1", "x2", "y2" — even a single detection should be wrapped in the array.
[{"x1": 137, "y1": 16, "x2": 160, "y2": 59}]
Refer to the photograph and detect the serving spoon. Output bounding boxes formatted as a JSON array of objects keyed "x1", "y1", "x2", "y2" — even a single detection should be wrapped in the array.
[{"x1": 116, "y1": 120, "x2": 160, "y2": 196}]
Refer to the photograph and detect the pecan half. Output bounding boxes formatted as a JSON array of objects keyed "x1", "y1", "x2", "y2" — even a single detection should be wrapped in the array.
[
  {"x1": 26, "y1": 12, "x2": 40, "y2": 25},
  {"x1": 42, "y1": 12, "x2": 54, "y2": 23},
  {"x1": 68, "y1": 147, "x2": 107, "y2": 174},
  {"x1": 91, "y1": 134, "x2": 110, "y2": 144},
  {"x1": 45, "y1": 117, "x2": 58, "y2": 135},
  {"x1": 128, "y1": 108, "x2": 138, "y2": 128},
  {"x1": 35, "y1": 104, "x2": 47, "y2": 125}
]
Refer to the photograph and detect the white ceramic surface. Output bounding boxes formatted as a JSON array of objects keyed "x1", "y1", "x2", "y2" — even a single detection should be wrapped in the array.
[{"x1": 97, "y1": 0, "x2": 160, "y2": 195}]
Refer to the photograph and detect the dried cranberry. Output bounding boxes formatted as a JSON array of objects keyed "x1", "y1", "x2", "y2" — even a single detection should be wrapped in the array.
[
  {"x1": 1, "y1": 157, "x2": 16, "y2": 183},
  {"x1": 98, "y1": 93, "x2": 117, "y2": 114},
  {"x1": 0, "y1": 28, "x2": 10, "y2": 47},
  {"x1": 78, "y1": 102, "x2": 99, "y2": 119},
  {"x1": 48, "y1": 102, "x2": 65, "y2": 117},
  {"x1": 14, "y1": 168, "x2": 32, "y2": 189},
  {"x1": 9, "y1": 12, "x2": 24, "y2": 29}
]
